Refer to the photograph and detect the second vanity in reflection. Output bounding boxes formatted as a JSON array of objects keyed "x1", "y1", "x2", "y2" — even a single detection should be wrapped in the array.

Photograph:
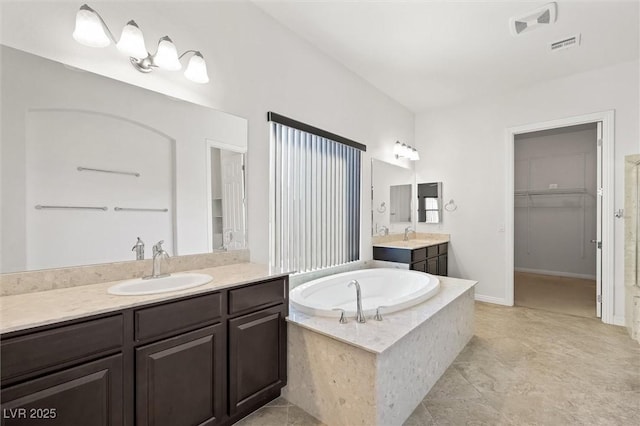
[{"x1": 373, "y1": 235, "x2": 449, "y2": 276}]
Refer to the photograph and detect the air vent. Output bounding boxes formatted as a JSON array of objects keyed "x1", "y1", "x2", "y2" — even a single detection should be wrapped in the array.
[
  {"x1": 550, "y1": 34, "x2": 581, "y2": 51},
  {"x1": 510, "y1": 2, "x2": 557, "y2": 36}
]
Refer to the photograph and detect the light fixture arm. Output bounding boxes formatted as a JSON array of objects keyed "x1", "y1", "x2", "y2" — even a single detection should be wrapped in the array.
[{"x1": 178, "y1": 50, "x2": 200, "y2": 60}]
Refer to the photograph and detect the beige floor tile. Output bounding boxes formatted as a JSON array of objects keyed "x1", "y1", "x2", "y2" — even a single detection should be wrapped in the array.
[
  {"x1": 234, "y1": 406, "x2": 288, "y2": 426},
  {"x1": 424, "y1": 366, "x2": 483, "y2": 401},
  {"x1": 286, "y1": 405, "x2": 325, "y2": 426},
  {"x1": 424, "y1": 398, "x2": 510, "y2": 425},
  {"x1": 402, "y1": 402, "x2": 435, "y2": 426}
]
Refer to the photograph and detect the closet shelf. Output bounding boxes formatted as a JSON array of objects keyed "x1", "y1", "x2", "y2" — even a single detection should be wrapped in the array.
[{"x1": 514, "y1": 188, "x2": 587, "y2": 196}]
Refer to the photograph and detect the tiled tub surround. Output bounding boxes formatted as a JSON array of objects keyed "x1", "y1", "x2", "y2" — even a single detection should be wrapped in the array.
[
  {"x1": 371, "y1": 232, "x2": 450, "y2": 248},
  {"x1": 625, "y1": 154, "x2": 640, "y2": 343},
  {"x1": 0, "y1": 262, "x2": 285, "y2": 334},
  {"x1": 283, "y1": 276, "x2": 476, "y2": 425},
  {"x1": 0, "y1": 249, "x2": 250, "y2": 296}
]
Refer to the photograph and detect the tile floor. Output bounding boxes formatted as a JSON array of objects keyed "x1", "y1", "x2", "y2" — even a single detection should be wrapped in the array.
[{"x1": 235, "y1": 302, "x2": 640, "y2": 425}]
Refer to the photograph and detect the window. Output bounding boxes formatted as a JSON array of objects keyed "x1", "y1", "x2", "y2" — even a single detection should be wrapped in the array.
[{"x1": 268, "y1": 113, "x2": 365, "y2": 273}]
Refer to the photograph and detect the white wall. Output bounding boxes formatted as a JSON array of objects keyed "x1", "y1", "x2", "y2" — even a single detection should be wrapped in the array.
[
  {"x1": 415, "y1": 60, "x2": 639, "y2": 323},
  {"x1": 514, "y1": 125, "x2": 597, "y2": 279},
  {"x1": 0, "y1": 1, "x2": 414, "y2": 267}
]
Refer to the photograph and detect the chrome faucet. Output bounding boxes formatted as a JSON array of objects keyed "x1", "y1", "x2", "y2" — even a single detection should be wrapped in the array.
[
  {"x1": 131, "y1": 237, "x2": 145, "y2": 260},
  {"x1": 348, "y1": 280, "x2": 366, "y2": 323},
  {"x1": 145, "y1": 240, "x2": 170, "y2": 279},
  {"x1": 378, "y1": 225, "x2": 389, "y2": 236},
  {"x1": 404, "y1": 226, "x2": 415, "y2": 241}
]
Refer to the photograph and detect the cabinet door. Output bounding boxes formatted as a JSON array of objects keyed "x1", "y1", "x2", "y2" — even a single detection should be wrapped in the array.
[
  {"x1": 438, "y1": 254, "x2": 448, "y2": 277},
  {"x1": 411, "y1": 260, "x2": 427, "y2": 273},
  {"x1": 426, "y1": 258, "x2": 439, "y2": 275},
  {"x1": 135, "y1": 325, "x2": 223, "y2": 426},
  {"x1": 1, "y1": 354, "x2": 123, "y2": 426},
  {"x1": 228, "y1": 305, "x2": 286, "y2": 416}
]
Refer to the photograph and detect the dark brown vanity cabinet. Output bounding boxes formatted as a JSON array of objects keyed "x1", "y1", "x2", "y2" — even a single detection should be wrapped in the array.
[
  {"x1": 0, "y1": 315, "x2": 124, "y2": 426},
  {"x1": 373, "y1": 243, "x2": 448, "y2": 276},
  {"x1": 228, "y1": 306, "x2": 286, "y2": 415},
  {"x1": 0, "y1": 276, "x2": 289, "y2": 426},
  {"x1": 136, "y1": 325, "x2": 224, "y2": 426}
]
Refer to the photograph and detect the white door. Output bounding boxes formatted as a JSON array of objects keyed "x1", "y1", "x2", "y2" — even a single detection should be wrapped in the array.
[
  {"x1": 220, "y1": 150, "x2": 246, "y2": 249},
  {"x1": 595, "y1": 121, "x2": 603, "y2": 318}
]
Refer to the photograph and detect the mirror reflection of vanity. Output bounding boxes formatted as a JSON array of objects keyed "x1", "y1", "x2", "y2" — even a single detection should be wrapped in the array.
[
  {"x1": 1, "y1": 45, "x2": 248, "y2": 273},
  {"x1": 371, "y1": 159, "x2": 414, "y2": 235}
]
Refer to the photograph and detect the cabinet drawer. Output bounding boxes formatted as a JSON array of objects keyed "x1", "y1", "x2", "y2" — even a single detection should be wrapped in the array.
[
  {"x1": 228, "y1": 279, "x2": 286, "y2": 315},
  {"x1": 438, "y1": 243, "x2": 448, "y2": 254},
  {"x1": 135, "y1": 293, "x2": 221, "y2": 342},
  {"x1": 427, "y1": 245, "x2": 439, "y2": 258},
  {"x1": 411, "y1": 248, "x2": 427, "y2": 262},
  {"x1": 1, "y1": 315, "x2": 123, "y2": 382}
]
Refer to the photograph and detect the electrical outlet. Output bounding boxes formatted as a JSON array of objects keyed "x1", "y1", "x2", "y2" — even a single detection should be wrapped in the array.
[{"x1": 549, "y1": 183, "x2": 558, "y2": 189}]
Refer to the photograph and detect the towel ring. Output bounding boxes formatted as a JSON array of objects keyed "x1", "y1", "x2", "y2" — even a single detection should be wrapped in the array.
[
  {"x1": 377, "y1": 202, "x2": 386, "y2": 213},
  {"x1": 444, "y1": 199, "x2": 457, "y2": 212}
]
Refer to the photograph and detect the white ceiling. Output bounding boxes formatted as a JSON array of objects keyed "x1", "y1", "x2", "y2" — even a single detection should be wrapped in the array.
[{"x1": 253, "y1": 0, "x2": 640, "y2": 112}]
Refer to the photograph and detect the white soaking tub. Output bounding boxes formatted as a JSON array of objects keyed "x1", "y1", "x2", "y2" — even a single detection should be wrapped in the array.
[{"x1": 289, "y1": 268, "x2": 440, "y2": 317}]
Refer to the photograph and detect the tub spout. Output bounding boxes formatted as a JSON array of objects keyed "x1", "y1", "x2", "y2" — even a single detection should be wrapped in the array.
[{"x1": 348, "y1": 280, "x2": 366, "y2": 323}]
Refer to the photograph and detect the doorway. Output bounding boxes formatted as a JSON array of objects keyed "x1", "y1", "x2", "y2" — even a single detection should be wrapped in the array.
[
  {"x1": 513, "y1": 124, "x2": 598, "y2": 318},
  {"x1": 505, "y1": 111, "x2": 615, "y2": 324},
  {"x1": 206, "y1": 140, "x2": 247, "y2": 252}
]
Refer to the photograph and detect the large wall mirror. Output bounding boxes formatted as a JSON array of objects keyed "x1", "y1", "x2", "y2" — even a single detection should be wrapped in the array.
[
  {"x1": 1, "y1": 45, "x2": 248, "y2": 273},
  {"x1": 371, "y1": 159, "x2": 415, "y2": 235}
]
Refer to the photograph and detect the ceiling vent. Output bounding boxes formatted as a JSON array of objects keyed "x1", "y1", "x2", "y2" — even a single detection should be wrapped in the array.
[
  {"x1": 510, "y1": 2, "x2": 557, "y2": 36},
  {"x1": 550, "y1": 34, "x2": 581, "y2": 51}
]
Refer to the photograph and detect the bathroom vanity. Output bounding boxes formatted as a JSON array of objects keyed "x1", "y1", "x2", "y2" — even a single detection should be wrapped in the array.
[
  {"x1": 0, "y1": 266, "x2": 288, "y2": 426},
  {"x1": 373, "y1": 238, "x2": 449, "y2": 276}
]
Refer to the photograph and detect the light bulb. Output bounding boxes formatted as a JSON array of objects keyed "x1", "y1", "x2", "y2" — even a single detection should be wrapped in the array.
[
  {"x1": 117, "y1": 20, "x2": 147, "y2": 59},
  {"x1": 73, "y1": 4, "x2": 111, "y2": 48},
  {"x1": 153, "y1": 36, "x2": 181, "y2": 71},
  {"x1": 393, "y1": 141, "x2": 403, "y2": 157},
  {"x1": 184, "y1": 52, "x2": 209, "y2": 84},
  {"x1": 410, "y1": 148, "x2": 420, "y2": 161}
]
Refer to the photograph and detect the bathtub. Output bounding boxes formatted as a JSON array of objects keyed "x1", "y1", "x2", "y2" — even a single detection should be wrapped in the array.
[{"x1": 289, "y1": 268, "x2": 440, "y2": 317}]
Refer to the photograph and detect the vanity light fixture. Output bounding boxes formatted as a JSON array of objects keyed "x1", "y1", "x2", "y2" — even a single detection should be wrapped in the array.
[
  {"x1": 394, "y1": 141, "x2": 420, "y2": 161},
  {"x1": 72, "y1": 4, "x2": 209, "y2": 84}
]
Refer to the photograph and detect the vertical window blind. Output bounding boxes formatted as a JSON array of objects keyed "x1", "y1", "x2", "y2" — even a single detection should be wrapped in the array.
[{"x1": 269, "y1": 113, "x2": 365, "y2": 273}]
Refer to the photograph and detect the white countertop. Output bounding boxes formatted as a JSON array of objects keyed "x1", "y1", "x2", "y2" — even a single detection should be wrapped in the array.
[
  {"x1": 286, "y1": 276, "x2": 476, "y2": 354},
  {"x1": 0, "y1": 262, "x2": 288, "y2": 334}
]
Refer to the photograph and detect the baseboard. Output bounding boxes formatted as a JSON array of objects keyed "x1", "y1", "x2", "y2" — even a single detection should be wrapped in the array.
[
  {"x1": 612, "y1": 315, "x2": 626, "y2": 327},
  {"x1": 475, "y1": 294, "x2": 512, "y2": 306},
  {"x1": 514, "y1": 267, "x2": 596, "y2": 281}
]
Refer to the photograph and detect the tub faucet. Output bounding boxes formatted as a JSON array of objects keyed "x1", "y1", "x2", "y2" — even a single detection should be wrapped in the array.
[
  {"x1": 404, "y1": 226, "x2": 415, "y2": 241},
  {"x1": 145, "y1": 240, "x2": 170, "y2": 279},
  {"x1": 347, "y1": 280, "x2": 366, "y2": 323},
  {"x1": 131, "y1": 237, "x2": 145, "y2": 260}
]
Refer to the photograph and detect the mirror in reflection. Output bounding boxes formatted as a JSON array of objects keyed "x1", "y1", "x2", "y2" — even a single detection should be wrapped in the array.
[{"x1": 1, "y1": 45, "x2": 248, "y2": 273}]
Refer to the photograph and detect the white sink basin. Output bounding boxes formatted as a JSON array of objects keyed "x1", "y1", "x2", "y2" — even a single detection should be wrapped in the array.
[{"x1": 108, "y1": 273, "x2": 213, "y2": 296}]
